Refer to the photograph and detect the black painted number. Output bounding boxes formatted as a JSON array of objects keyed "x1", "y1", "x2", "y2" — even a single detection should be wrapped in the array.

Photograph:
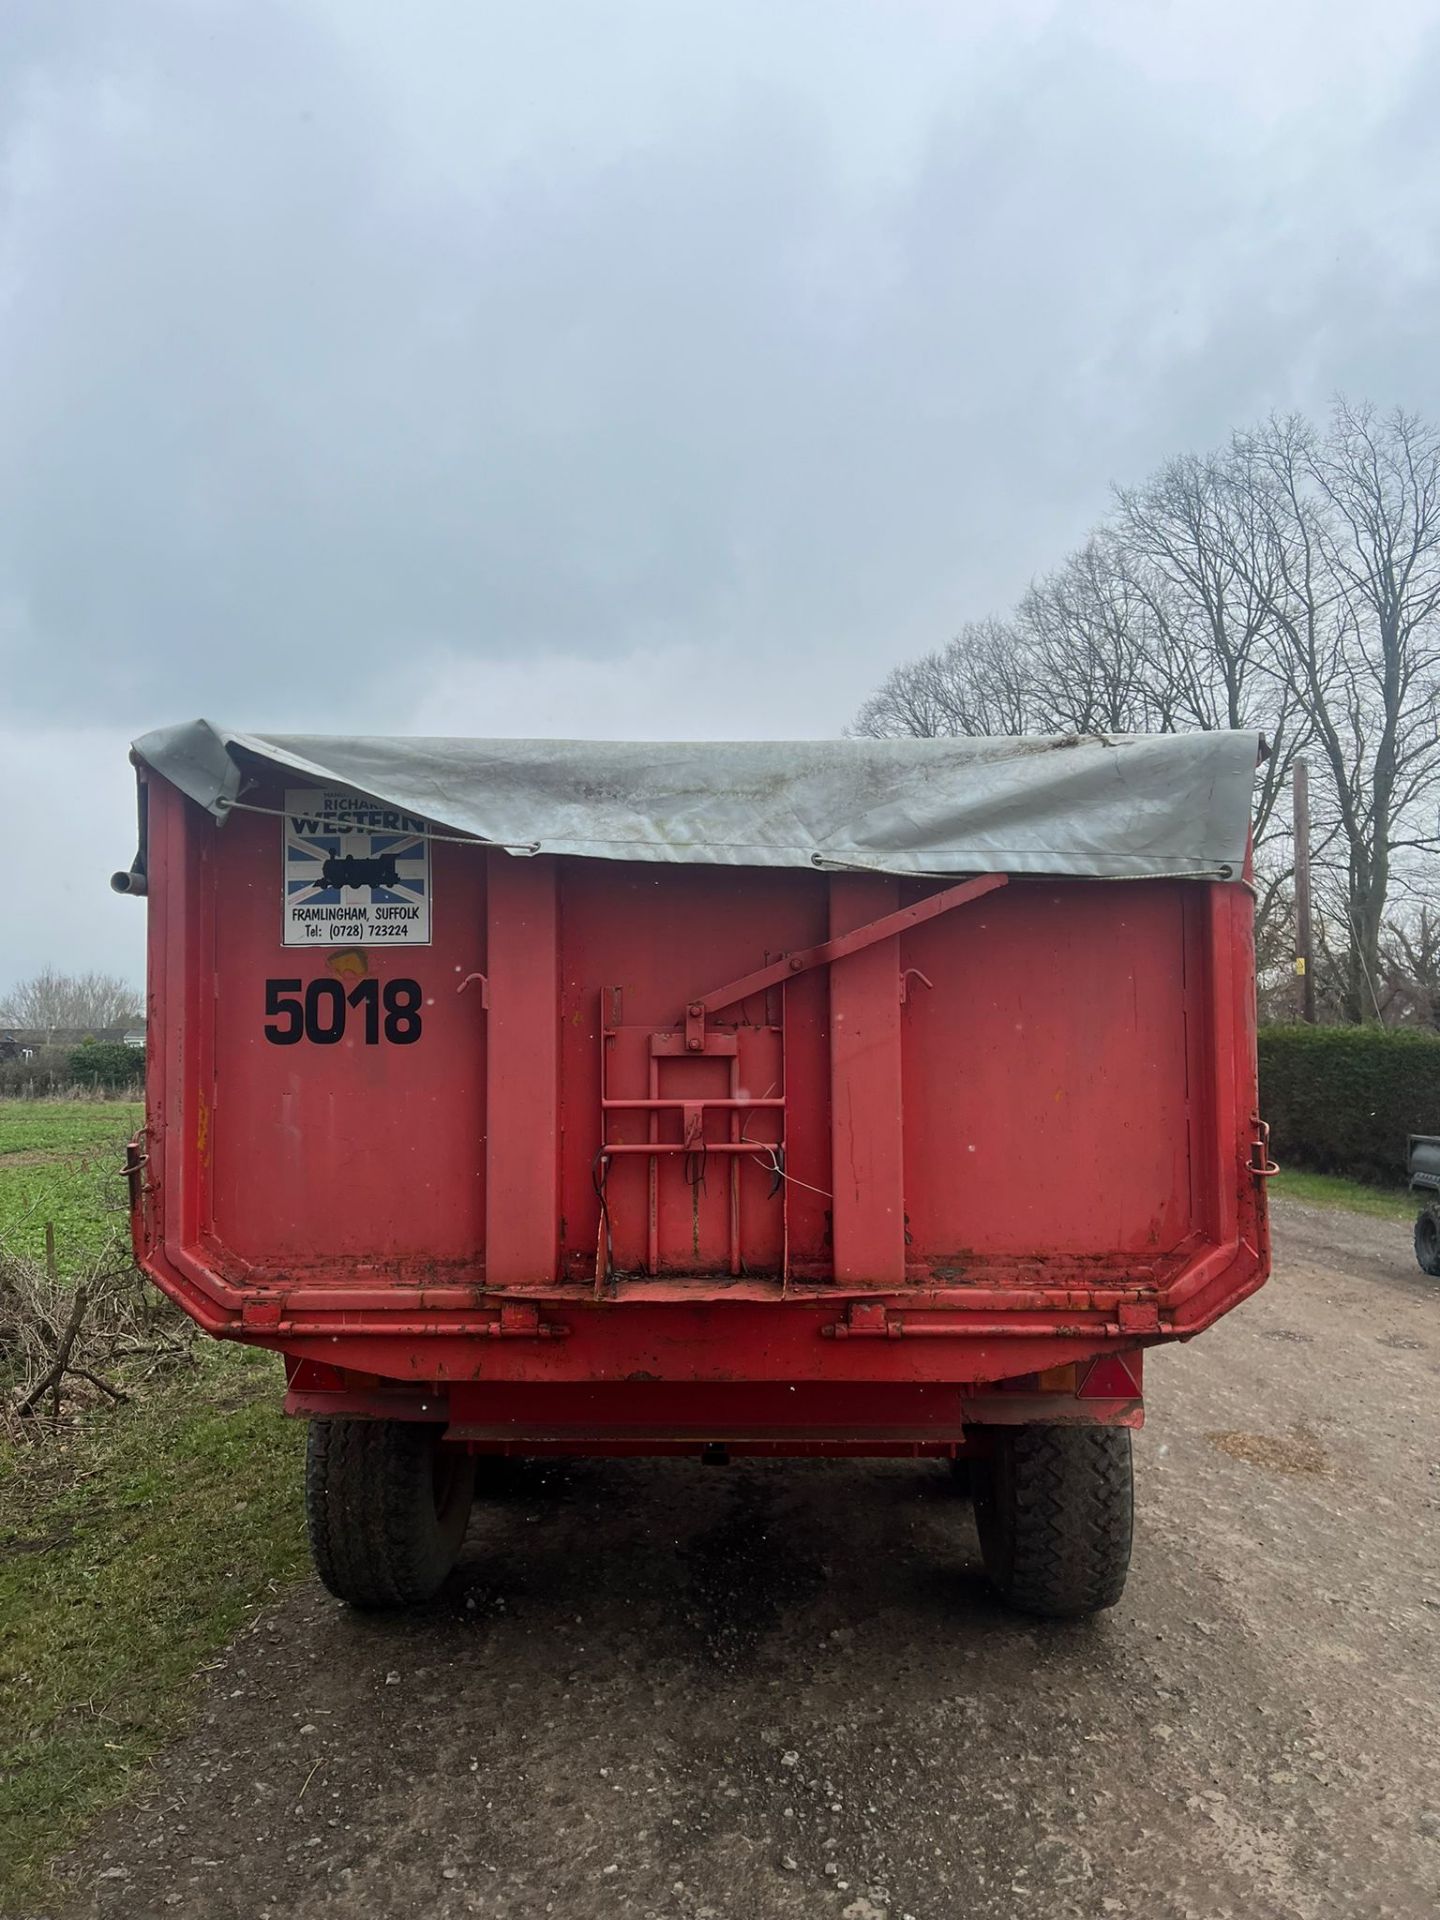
[
  {"x1": 263, "y1": 978, "x2": 304, "y2": 1045},
  {"x1": 264, "y1": 977, "x2": 424, "y2": 1046},
  {"x1": 382, "y1": 978, "x2": 423, "y2": 1044}
]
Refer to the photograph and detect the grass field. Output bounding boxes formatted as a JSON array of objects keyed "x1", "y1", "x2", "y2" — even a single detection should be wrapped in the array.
[
  {"x1": 1269, "y1": 1164, "x2": 1417, "y2": 1223},
  {"x1": 0, "y1": 1101, "x2": 306, "y2": 1913},
  {"x1": 0, "y1": 1100, "x2": 144, "y2": 1271}
]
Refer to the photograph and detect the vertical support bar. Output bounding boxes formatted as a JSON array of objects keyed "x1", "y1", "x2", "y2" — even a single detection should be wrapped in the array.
[
  {"x1": 780, "y1": 985, "x2": 792, "y2": 1291},
  {"x1": 828, "y1": 875, "x2": 906, "y2": 1285},
  {"x1": 192, "y1": 806, "x2": 218, "y2": 1248},
  {"x1": 597, "y1": 1003, "x2": 615, "y2": 1287},
  {"x1": 156, "y1": 780, "x2": 204, "y2": 1264},
  {"x1": 647, "y1": 1044, "x2": 659, "y2": 1277},
  {"x1": 727, "y1": 1050, "x2": 741, "y2": 1277},
  {"x1": 485, "y1": 854, "x2": 560, "y2": 1287},
  {"x1": 1203, "y1": 881, "x2": 1240, "y2": 1250},
  {"x1": 152, "y1": 777, "x2": 181, "y2": 1270}
]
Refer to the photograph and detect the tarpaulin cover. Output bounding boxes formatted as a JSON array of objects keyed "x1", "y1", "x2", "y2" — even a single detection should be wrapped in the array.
[{"x1": 131, "y1": 720, "x2": 1260, "y2": 880}]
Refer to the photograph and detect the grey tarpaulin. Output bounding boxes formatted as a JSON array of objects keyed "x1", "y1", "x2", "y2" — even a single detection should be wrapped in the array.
[{"x1": 130, "y1": 720, "x2": 1260, "y2": 881}]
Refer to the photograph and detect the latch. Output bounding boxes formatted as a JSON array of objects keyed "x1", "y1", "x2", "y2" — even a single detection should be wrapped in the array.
[
  {"x1": 122, "y1": 1135, "x2": 149, "y2": 1215},
  {"x1": 1250, "y1": 1116, "x2": 1279, "y2": 1180}
]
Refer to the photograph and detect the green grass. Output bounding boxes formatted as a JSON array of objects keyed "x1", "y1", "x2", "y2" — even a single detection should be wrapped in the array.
[
  {"x1": 0, "y1": 1102, "x2": 143, "y2": 1159},
  {"x1": 1269, "y1": 1164, "x2": 1417, "y2": 1223},
  {"x1": 0, "y1": 1349, "x2": 306, "y2": 1909},
  {"x1": 0, "y1": 1101, "x2": 141, "y2": 1270},
  {"x1": 0, "y1": 1101, "x2": 307, "y2": 1911}
]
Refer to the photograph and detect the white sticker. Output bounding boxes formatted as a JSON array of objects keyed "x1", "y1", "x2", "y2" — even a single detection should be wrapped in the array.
[{"x1": 282, "y1": 788, "x2": 432, "y2": 947}]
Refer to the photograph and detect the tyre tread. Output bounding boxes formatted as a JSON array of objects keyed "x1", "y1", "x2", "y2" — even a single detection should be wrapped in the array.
[
  {"x1": 978, "y1": 1424, "x2": 1133, "y2": 1618},
  {"x1": 305, "y1": 1419, "x2": 472, "y2": 1610},
  {"x1": 1415, "y1": 1202, "x2": 1440, "y2": 1276}
]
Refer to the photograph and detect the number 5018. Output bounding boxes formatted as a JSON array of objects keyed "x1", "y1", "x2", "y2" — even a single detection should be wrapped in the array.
[{"x1": 263, "y1": 977, "x2": 423, "y2": 1046}]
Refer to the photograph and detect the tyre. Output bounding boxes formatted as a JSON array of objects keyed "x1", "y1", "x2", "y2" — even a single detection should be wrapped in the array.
[
  {"x1": 1415, "y1": 1203, "x2": 1440, "y2": 1276},
  {"x1": 305, "y1": 1418, "x2": 476, "y2": 1609},
  {"x1": 972, "y1": 1423, "x2": 1133, "y2": 1618}
]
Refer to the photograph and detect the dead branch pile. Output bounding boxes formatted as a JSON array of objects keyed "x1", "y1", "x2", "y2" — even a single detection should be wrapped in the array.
[{"x1": 0, "y1": 1230, "x2": 196, "y2": 1434}]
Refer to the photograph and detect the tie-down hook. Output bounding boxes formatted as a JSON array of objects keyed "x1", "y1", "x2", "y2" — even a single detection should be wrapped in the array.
[{"x1": 899, "y1": 967, "x2": 933, "y2": 1005}]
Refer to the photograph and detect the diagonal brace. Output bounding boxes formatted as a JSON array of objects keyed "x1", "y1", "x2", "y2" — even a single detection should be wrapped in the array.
[{"x1": 696, "y1": 873, "x2": 1008, "y2": 1017}]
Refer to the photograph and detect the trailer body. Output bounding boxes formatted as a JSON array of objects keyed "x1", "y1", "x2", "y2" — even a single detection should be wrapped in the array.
[{"x1": 122, "y1": 724, "x2": 1270, "y2": 1612}]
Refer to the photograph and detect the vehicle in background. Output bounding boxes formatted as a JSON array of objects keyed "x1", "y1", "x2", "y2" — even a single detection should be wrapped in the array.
[{"x1": 1408, "y1": 1135, "x2": 1440, "y2": 1275}]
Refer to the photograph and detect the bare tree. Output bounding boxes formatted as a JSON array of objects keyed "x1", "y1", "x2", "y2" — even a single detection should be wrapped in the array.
[
  {"x1": 1379, "y1": 897, "x2": 1440, "y2": 1028},
  {"x1": 1235, "y1": 404, "x2": 1440, "y2": 1020},
  {"x1": 851, "y1": 398, "x2": 1440, "y2": 1018},
  {"x1": 1112, "y1": 448, "x2": 1311, "y2": 936},
  {"x1": 0, "y1": 968, "x2": 144, "y2": 1030},
  {"x1": 1009, "y1": 539, "x2": 1152, "y2": 732},
  {"x1": 1114, "y1": 452, "x2": 1305, "y2": 820},
  {"x1": 854, "y1": 618, "x2": 1036, "y2": 738}
]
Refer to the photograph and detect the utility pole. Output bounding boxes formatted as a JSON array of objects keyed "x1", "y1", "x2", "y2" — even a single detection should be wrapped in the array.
[{"x1": 1293, "y1": 758, "x2": 1317, "y2": 1023}]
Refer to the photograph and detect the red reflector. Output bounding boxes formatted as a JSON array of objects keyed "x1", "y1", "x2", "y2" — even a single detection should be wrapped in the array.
[{"x1": 1078, "y1": 1354, "x2": 1140, "y2": 1399}]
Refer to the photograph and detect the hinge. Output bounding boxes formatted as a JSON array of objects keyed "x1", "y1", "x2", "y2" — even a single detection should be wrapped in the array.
[
  {"x1": 684, "y1": 1000, "x2": 706, "y2": 1053},
  {"x1": 486, "y1": 1301, "x2": 570, "y2": 1339},
  {"x1": 822, "y1": 1299, "x2": 901, "y2": 1340},
  {"x1": 240, "y1": 1299, "x2": 285, "y2": 1331}
]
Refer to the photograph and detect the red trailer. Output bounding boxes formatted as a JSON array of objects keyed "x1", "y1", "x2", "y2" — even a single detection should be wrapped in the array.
[{"x1": 117, "y1": 724, "x2": 1270, "y2": 1617}]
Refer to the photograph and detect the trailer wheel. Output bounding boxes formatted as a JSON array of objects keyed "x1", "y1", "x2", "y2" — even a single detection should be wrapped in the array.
[
  {"x1": 972, "y1": 1424, "x2": 1132, "y2": 1618},
  {"x1": 1416, "y1": 1203, "x2": 1440, "y2": 1276},
  {"x1": 305, "y1": 1419, "x2": 476, "y2": 1609}
]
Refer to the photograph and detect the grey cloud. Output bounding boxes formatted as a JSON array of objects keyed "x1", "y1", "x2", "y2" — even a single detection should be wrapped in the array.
[{"x1": 2, "y1": 0, "x2": 1440, "y2": 752}]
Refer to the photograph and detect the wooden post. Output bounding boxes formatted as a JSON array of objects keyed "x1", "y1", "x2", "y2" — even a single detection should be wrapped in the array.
[{"x1": 1293, "y1": 758, "x2": 1317, "y2": 1024}]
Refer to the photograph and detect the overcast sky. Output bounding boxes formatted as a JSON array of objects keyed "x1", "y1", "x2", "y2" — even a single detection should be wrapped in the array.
[{"x1": 4, "y1": 0, "x2": 1440, "y2": 994}]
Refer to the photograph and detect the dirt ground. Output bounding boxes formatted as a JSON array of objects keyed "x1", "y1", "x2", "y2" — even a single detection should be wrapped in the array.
[{"x1": 46, "y1": 1200, "x2": 1440, "y2": 1920}]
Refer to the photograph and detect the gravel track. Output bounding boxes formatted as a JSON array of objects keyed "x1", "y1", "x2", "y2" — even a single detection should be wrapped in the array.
[{"x1": 47, "y1": 1200, "x2": 1440, "y2": 1920}]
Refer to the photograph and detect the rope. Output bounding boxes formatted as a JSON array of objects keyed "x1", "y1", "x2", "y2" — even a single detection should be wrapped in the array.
[
  {"x1": 811, "y1": 851, "x2": 1242, "y2": 886},
  {"x1": 219, "y1": 797, "x2": 1241, "y2": 882}
]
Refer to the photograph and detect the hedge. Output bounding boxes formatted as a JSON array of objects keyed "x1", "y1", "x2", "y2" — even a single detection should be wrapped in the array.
[
  {"x1": 66, "y1": 1039, "x2": 145, "y2": 1091},
  {"x1": 1258, "y1": 1024, "x2": 1440, "y2": 1185}
]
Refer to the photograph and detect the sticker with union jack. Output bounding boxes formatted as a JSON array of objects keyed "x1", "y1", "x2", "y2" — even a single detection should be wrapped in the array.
[{"x1": 282, "y1": 788, "x2": 432, "y2": 947}]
